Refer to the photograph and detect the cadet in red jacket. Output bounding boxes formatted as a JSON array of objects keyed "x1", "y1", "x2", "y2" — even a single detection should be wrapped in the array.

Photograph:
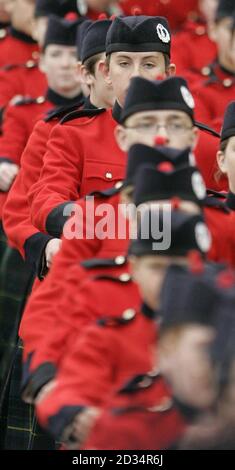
[
  {"x1": 0, "y1": 15, "x2": 84, "y2": 260},
  {"x1": 35, "y1": 209, "x2": 210, "y2": 445},
  {"x1": 193, "y1": 2, "x2": 235, "y2": 126},
  {"x1": 2, "y1": 17, "x2": 115, "y2": 276},
  {"x1": 0, "y1": 15, "x2": 84, "y2": 216},
  {"x1": 0, "y1": 0, "x2": 78, "y2": 111},
  {"x1": 29, "y1": 15, "x2": 175, "y2": 235}
]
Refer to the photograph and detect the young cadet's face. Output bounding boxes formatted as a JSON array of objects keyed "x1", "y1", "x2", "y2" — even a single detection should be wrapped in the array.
[
  {"x1": 81, "y1": 53, "x2": 115, "y2": 109},
  {"x1": 159, "y1": 325, "x2": 217, "y2": 409},
  {"x1": 40, "y1": 45, "x2": 81, "y2": 95},
  {"x1": 107, "y1": 51, "x2": 173, "y2": 106},
  {"x1": 116, "y1": 109, "x2": 198, "y2": 152},
  {"x1": 217, "y1": 136, "x2": 235, "y2": 190},
  {"x1": 130, "y1": 255, "x2": 188, "y2": 311}
]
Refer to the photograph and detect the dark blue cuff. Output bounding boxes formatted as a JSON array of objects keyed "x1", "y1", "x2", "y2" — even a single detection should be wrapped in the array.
[
  {"x1": 24, "y1": 232, "x2": 53, "y2": 280},
  {"x1": 45, "y1": 202, "x2": 75, "y2": 238},
  {"x1": 226, "y1": 192, "x2": 235, "y2": 211},
  {"x1": 47, "y1": 406, "x2": 86, "y2": 440}
]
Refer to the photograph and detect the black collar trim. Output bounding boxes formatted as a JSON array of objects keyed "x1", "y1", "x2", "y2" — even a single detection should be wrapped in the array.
[
  {"x1": 10, "y1": 26, "x2": 37, "y2": 44},
  {"x1": 46, "y1": 88, "x2": 83, "y2": 107},
  {"x1": 112, "y1": 101, "x2": 122, "y2": 124},
  {"x1": 142, "y1": 303, "x2": 157, "y2": 319}
]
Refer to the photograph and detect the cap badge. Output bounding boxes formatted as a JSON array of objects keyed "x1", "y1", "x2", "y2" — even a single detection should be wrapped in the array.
[
  {"x1": 191, "y1": 172, "x2": 206, "y2": 200},
  {"x1": 156, "y1": 23, "x2": 170, "y2": 44},
  {"x1": 195, "y1": 222, "x2": 211, "y2": 253},
  {"x1": 180, "y1": 86, "x2": 195, "y2": 109}
]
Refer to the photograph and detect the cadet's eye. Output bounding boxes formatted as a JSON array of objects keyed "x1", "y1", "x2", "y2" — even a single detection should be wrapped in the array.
[
  {"x1": 50, "y1": 51, "x2": 62, "y2": 58},
  {"x1": 143, "y1": 63, "x2": 156, "y2": 69},
  {"x1": 119, "y1": 61, "x2": 130, "y2": 67}
]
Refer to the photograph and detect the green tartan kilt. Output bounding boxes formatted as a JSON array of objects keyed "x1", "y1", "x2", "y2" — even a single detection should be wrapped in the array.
[{"x1": 1, "y1": 341, "x2": 55, "y2": 450}]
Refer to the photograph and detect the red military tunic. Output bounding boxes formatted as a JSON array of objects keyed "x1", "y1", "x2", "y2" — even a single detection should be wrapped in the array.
[
  {"x1": 84, "y1": 372, "x2": 186, "y2": 450},
  {"x1": 0, "y1": 62, "x2": 47, "y2": 110},
  {"x1": 3, "y1": 119, "x2": 56, "y2": 258},
  {"x1": 2, "y1": 101, "x2": 84, "y2": 269},
  {"x1": 0, "y1": 97, "x2": 54, "y2": 217},
  {"x1": 0, "y1": 27, "x2": 39, "y2": 67},
  {"x1": 172, "y1": 19, "x2": 217, "y2": 86},
  {"x1": 23, "y1": 265, "x2": 140, "y2": 399},
  {"x1": 36, "y1": 304, "x2": 157, "y2": 440},
  {"x1": 28, "y1": 109, "x2": 125, "y2": 235},
  {"x1": 193, "y1": 62, "x2": 235, "y2": 126},
  {"x1": 19, "y1": 188, "x2": 129, "y2": 362}
]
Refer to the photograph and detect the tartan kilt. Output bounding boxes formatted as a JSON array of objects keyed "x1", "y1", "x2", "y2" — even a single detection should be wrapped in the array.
[
  {"x1": 0, "y1": 240, "x2": 34, "y2": 386},
  {"x1": 1, "y1": 340, "x2": 56, "y2": 450}
]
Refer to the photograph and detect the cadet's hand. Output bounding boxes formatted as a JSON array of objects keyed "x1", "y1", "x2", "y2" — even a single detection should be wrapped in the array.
[
  {"x1": 64, "y1": 407, "x2": 101, "y2": 449},
  {"x1": 0, "y1": 162, "x2": 19, "y2": 191},
  {"x1": 34, "y1": 379, "x2": 57, "y2": 404},
  {"x1": 23, "y1": 379, "x2": 56, "y2": 405},
  {"x1": 45, "y1": 238, "x2": 62, "y2": 269}
]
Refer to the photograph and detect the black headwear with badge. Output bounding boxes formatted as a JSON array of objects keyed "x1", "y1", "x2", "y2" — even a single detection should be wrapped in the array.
[
  {"x1": 133, "y1": 163, "x2": 206, "y2": 207},
  {"x1": 106, "y1": 15, "x2": 171, "y2": 57},
  {"x1": 120, "y1": 76, "x2": 195, "y2": 124},
  {"x1": 129, "y1": 209, "x2": 211, "y2": 257}
]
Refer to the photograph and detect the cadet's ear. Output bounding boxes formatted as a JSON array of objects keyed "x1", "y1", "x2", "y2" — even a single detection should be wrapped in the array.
[
  {"x1": 99, "y1": 60, "x2": 112, "y2": 86},
  {"x1": 167, "y1": 63, "x2": 176, "y2": 77},
  {"x1": 115, "y1": 125, "x2": 129, "y2": 151},
  {"x1": 79, "y1": 63, "x2": 93, "y2": 86},
  {"x1": 216, "y1": 150, "x2": 227, "y2": 174}
]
